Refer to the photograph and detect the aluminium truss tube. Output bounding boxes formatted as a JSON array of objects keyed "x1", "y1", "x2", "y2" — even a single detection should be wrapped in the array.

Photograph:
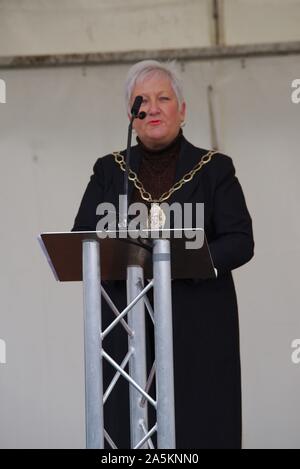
[
  {"x1": 153, "y1": 239, "x2": 176, "y2": 449},
  {"x1": 82, "y1": 239, "x2": 104, "y2": 449},
  {"x1": 127, "y1": 266, "x2": 148, "y2": 448}
]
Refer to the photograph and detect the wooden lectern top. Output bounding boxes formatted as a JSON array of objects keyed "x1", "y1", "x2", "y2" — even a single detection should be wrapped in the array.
[{"x1": 38, "y1": 229, "x2": 215, "y2": 281}]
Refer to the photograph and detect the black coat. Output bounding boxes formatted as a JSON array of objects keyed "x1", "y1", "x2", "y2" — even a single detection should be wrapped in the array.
[{"x1": 72, "y1": 136, "x2": 254, "y2": 449}]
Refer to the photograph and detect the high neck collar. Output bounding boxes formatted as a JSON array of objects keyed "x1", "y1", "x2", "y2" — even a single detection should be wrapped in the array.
[{"x1": 136, "y1": 129, "x2": 183, "y2": 157}]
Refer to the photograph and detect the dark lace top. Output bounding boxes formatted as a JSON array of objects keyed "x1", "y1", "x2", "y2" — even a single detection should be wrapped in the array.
[{"x1": 131, "y1": 130, "x2": 183, "y2": 204}]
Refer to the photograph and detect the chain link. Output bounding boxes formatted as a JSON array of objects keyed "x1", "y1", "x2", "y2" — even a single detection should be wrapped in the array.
[{"x1": 112, "y1": 149, "x2": 218, "y2": 203}]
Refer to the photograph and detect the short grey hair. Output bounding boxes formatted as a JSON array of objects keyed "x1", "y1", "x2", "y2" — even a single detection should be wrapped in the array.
[{"x1": 125, "y1": 59, "x2": 184, "y2": 113}]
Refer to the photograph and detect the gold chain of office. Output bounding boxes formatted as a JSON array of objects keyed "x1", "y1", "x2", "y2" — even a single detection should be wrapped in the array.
[{"x1": 112, "y1": 149, "x2": 218, "y2": 204}]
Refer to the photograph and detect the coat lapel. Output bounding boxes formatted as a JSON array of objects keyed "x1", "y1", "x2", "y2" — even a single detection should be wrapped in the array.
[
  {"x1": 168, "y1": 137, "x2": 207, "y2": 204},
  {"x1": 127, "y1": 145, "x2": 142, "y2": 202},
  {"x1": 112, "y1": 145, "x2": 142, "y2": 202}
]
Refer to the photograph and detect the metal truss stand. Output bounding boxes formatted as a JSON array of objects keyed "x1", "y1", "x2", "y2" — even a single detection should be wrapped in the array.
[{"x1": 39, "y1": 229, "x2": 215, "y2": 449}]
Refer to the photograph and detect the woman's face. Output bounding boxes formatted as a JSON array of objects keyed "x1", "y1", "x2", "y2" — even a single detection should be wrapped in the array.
[{"x1": 131, "y1": 73, "x2": 186, "y2": 150}]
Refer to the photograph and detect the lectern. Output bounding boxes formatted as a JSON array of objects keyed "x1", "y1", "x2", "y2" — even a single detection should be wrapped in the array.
[{"x1": 39, "y1": 228, "x2": 215, "y2": 449}]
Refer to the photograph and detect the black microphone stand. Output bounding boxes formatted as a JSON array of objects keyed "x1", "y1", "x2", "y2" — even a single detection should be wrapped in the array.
[
  {"x1": 124, "y1": 113, "x2": 135, "y2": 216},
  {"x1": 119, "y1": 96, "x2": 145, "y2": 230}
]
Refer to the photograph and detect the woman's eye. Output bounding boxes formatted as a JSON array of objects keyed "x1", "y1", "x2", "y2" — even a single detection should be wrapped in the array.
[{"x1": 160, "y1": 96, "x2": 170, "y2": 101}]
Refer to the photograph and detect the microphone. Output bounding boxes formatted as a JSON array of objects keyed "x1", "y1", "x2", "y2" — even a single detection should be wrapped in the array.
[
  {"x1": 131, "y1": 95, "x2": 143, "y2": 117},
  {"x1": 138, "y1": 111, "x2": 146, "y2": 120}
]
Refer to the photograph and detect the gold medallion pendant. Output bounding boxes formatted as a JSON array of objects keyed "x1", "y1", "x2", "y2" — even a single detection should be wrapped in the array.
[{"x1": 147, "y1": 203, "x2": 166, "y2": 230}]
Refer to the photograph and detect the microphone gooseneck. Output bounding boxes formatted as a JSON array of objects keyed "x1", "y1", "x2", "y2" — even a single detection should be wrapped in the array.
[{"x1": 120, "y1": 96, "x2": 146, "y2": 229}]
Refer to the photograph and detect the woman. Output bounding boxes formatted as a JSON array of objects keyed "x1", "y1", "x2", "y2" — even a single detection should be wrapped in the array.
[{"x1": 72, "y1": 60, "x2": 254, "y2": 449}]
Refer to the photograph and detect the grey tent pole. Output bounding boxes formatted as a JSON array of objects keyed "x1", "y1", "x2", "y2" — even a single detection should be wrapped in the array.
[
  {"x1": 82, "y1": 239, "x2": 104, "y2": 449},
  {"x1": 153, "y1": 238, "x2": 176, "y2": 449},
  {"x1": 127, "y1": 266, "x2": 148, "y2": 448}
]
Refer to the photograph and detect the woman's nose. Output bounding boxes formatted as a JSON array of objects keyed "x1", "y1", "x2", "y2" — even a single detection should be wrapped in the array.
[{"x1": 148, "y1": 99, "x2": 160, "y2": 115}]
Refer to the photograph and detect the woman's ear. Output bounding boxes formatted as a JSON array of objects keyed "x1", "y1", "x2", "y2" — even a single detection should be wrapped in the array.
[{"x1": 180, "y1": 101, "x2": 186, "y2": 122}]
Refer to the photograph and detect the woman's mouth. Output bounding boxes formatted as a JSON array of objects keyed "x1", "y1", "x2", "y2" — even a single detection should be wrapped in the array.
[{"x1": 148, "y1": 120, "x2": 161, "y2": 125}]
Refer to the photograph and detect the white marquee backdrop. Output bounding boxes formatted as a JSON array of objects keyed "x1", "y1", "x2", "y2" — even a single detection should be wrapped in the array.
[{"x1": 0, "y1": 54, "x2": 299, "y2": 448}]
